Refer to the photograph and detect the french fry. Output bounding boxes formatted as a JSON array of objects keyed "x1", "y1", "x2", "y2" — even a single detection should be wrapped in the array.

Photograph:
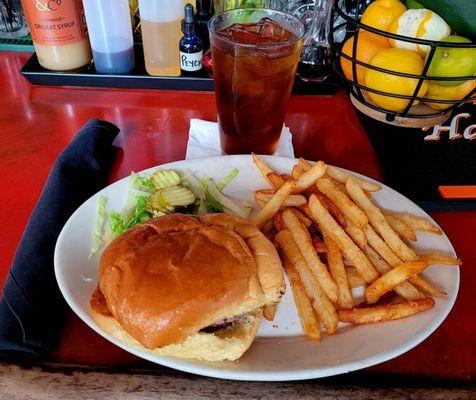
[
  {"x1": 316, "y1": 177, "x2": 368, "y2": 228},
  {"x1": 364, "y1": 225, "x2": 402, "y2": 267},
  {"x1": 365, "y1": 260, "x2": 429, "y2": 304},
  {"x1": 325, "y1": 235, "x2": 353, "y2": 309},
  {"x1": 418, "y1": 253, "x2": 462, "y2": 266},
  {"x1": 261, "y1": 220, "x2": 274, "y2": 234},
  {"x1": 346, "y1": 178, "x2": 417, "y2": 262},
  {"x1": 283, "y1": 257, "x2": 321, "y2": 342},
  {"x1": 384, "y1": 213, "x2": 417, "y2": 241},
  {"x1": 384, "y1": 211, "x2": 443, "y2": 236},
  {"x1": 326, "y1": 166, "x2": 382, "y2": 192},
  {"x1": 362, "y1": 225, "x2": 437, "y2": 298},
  {"x1": 282, "y1": 210, "x2": 338, "y2": 303},
  {"x1": 346, "y1": 266, "x2": 366, "y2": 288},
  {"x1": 266, "y1": 172, "x2": 286, "y2": 188},
  {"x1": 298, "y1": 157, "x2": 312, "y2": 171},
  {"x1": 308, "y1": 195, "x2": 379, "y2": 283},
  {"x1": 255, "y1": 198, "x2": 266, "y2": 209},
  {"x1": 275, "y1": 230, "x2": 338, "y2": 335},
  {"x1": 291, "y1": 164, "x2": 304, "y2": 179},
  {"x1": 299, "y1": 158, "x2": 379, "y2": 194},
  {"x1": 338, "y1": 298, "x2": 435, "y2": 324},
  {"x1": 254, "y1": 190, "x2": 308, "y2": 207},
  {"x1": 263, "y1": 304, "x2": 278, "y2": 321},
  {"x1": 294, "y1": 161, "x2": 327, "y2": 193},
  {"x1": 409, "y1": 275, "x2": 447, "y2": 296},
  {"x1": 343, "y1": 259, "x2": 355, "y2": 267},
  {"x1": 252, "y1": 179, "x2": 296, "y2": 229},
  {"x1": 252, "y1": 153, "x2": 276, "y2": 187},
  {"x1": 271, "y1": 211, "x2": 285, "y2": 232},
  {"x1": 289, "y1": 208, "x2": 313, "y2": 228},
  {"x1": 312, "y1": 236, "x2": 327, "y2": 254},
  {"x1": 344, "y1": 220, "x2": 367, "y2": 249},
  {"x1": 363, "y1": 246, "x2": 423, "y2": 301},
  {"x1": 307, "y1": 189, "x2": 347, "y2": 228},
  {"x1": 264, "y1": 230, "x2": 277, "y2": 243}
]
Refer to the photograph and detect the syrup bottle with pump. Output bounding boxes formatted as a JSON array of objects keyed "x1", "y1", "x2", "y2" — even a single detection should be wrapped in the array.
[{"x1": 179, "y1": 3, "x2": 203, "y2": 76}]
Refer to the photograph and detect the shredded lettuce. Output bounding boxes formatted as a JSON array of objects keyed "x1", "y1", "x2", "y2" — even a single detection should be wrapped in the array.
[
  {"x1": 181, "y1": 169, "x2": 206, "y2": 200},
  {"x1": 200, "y1": 174, "x2": 251, "y2": 218},
  {"x1": 89, "y1": 196, "x2": 107, "y2": 258},
  {"x1": 96, "y1": 167, "x2": 249, "y2": 255},
  {"x1": 123, "y1": 172, "x2": 155, "y2": 218},
  {"x1": 201, "y1": 176, "x2": 224, "y2": 213},
  {"x1": 197, "y1": 199, "x2": 208, "y2": 215},
  {"x1": 109, "y1": 211, "x2": 126, "y2": 235},
  {"x1": 217, "y1": 168, "x2": 238, "y2": 191},
  {"x1": 108, "y1": 196, "x2": 151, "y2": 239},
  {"x1": 134, "y1": 173, "x2": 155, "y2": 189},
  {"x1": 125, "y1": 195, "x2": 151, "y2": 229}
]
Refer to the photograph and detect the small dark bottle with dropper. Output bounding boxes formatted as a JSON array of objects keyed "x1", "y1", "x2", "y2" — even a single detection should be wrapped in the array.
[{"x1": 179, "y1": 4, "x2": 203, "y2": 76}]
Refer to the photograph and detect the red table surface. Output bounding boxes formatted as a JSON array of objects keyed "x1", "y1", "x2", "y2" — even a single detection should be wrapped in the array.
[{"x1": 1, "y1": 51, "x2": 474, "y2": 382}]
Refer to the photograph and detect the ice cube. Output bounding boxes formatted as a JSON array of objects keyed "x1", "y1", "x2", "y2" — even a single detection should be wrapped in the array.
[
  {"x1": 258, "y1": 18, "x2": 295, "y2": 42},
  {"x1": 218, "y1": 18, "x2": 295, "y2": 44}
]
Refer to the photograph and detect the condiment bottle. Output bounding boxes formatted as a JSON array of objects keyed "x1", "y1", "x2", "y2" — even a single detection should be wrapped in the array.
[
  {"x1": 179, "y1": 4, "x2": 203, "y2": 76},
  {"x1": 21, "y1": 0, "x2": 91, "y2": 71},
  {"x1": 82, "y1": 0, "x2": 135, "y2": 75},
  {"x1": 138, "y1": 0, "x2": 183, "y2": 76}
]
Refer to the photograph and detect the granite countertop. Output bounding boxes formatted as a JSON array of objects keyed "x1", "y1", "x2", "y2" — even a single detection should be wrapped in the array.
[{"x1": 0, "y1": 363, "x2": 473, "y2": 399}]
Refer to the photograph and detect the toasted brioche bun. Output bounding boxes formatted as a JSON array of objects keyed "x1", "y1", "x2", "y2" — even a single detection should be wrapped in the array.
[
  {"x1": 93, "y1": 213, "x2": 283, "y2": 361},
  {"x1": 91, "y1": 287, "x2": 262, "y2": 361}
]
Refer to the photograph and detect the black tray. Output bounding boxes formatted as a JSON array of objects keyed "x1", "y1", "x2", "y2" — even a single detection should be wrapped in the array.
[
  {"x1": 20, "y1": 46, "x2": 341, "y2": 94},
  {"x1": 358, "y1": 102, "x2": 476, "y2": 211}
]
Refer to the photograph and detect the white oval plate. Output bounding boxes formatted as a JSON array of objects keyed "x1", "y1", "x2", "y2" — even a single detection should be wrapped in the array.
[{"x1": 54, "y1": 155, "x2": 459, "y2": 381}]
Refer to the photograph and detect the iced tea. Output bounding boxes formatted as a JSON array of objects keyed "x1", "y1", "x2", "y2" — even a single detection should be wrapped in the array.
[{"x1": 209, "y1": 10, "x2": 304, "y2": 154}]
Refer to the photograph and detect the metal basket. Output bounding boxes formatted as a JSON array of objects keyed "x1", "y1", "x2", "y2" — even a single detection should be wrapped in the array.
[{"x1": 328, "y1": 0, "x2": 476, "y2": 124}]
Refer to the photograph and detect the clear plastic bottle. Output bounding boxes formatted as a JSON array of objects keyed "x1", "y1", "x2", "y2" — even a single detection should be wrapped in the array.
[
  {"x1": 138, "y1": 0, "x2": 183, "y2": 76},
  {"x1": 82, "y1": 0, "x2": 135, "y2": 74},
  {"x1": 20, "y1": 0, "x2": 91, "y2": 71}
]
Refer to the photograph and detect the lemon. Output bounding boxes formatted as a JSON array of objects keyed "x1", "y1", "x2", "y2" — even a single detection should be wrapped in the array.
[
  {"x1": 388, "y1": 9, "x2": 450, "y2": 54},
  {"x1": 425, "y1": 79, "x2": 476, "y2": 110},
  {"x1": 361, "y1": 0, "x2": 407, "y2": 33},
  {"x1": 340, "y1": 31, "x2": 391, "y2": 84},
  {"x1": 364, "y1": 48, "x2": 429, "y2": 112},
  {"x1": 427, "y1": 36, "x2": 476, "y2": 87}
]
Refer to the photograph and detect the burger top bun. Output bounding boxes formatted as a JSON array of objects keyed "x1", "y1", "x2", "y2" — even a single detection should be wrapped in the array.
[{"x1": 98, "y1": 214, "x2": 284, "y2": 350}]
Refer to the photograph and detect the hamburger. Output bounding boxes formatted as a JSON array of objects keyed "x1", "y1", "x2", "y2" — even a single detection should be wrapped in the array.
[{"x1": 90, "y1": 213, "x2": 284, "y2": 361}]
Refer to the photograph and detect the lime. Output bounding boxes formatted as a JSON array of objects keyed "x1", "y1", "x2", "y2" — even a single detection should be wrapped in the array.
[
  {"x1": 405, "y1": 0, "x2": 424, "y2": 9},
  {"x1": 427, "y1": 35, "x2": 476, "y2": 87}
]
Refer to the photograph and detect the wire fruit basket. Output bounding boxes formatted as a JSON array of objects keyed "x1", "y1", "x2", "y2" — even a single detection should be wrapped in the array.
[{"x1": 328, "y1": 0, "x2": 476, "y2": 127}]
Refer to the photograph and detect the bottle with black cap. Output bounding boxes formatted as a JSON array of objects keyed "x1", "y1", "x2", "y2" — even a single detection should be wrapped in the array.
[{"x1": 179, "y1": 3, "x2": 203, "y2": 76}]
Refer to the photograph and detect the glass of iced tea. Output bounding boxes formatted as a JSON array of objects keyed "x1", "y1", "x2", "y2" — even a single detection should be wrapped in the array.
[{"x1": 209, "y1": 9, "x2": 305, "y2": 154}]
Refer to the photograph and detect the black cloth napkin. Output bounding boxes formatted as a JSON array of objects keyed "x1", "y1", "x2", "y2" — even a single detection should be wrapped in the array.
[{"x1": 0, "y1": 119, "x2": 119, "y2": 360}]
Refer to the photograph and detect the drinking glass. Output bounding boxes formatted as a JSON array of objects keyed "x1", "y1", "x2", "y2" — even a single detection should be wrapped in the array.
[
  {"x1": 0, "y1": 0, "x2": 28, "y2": 39},
  {"x1": 209, "y1": 8, "x2": 304, "y2": 154}
]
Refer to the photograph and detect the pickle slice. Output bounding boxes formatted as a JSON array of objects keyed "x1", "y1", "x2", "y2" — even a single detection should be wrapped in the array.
[
  {"x1": 146, "y1": 186, "x2": 195, "y2": 214},
  {"x1": 151, "y1": 169, "x2": 181, "y2": 189},
  {"x1": 161, "y1": 186, "x2": 195, "y2": 207},
  {"x1": 146, "y1": 190, "x2": 169, "y2": 213}
]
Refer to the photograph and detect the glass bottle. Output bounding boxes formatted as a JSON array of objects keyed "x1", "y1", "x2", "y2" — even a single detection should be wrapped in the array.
[
  {"x1": 179, "y1": 4, "x2": 203, "y2": 76},
  {"x1": 297, "y1": 0, "x2": 333, "y2": 82},
  {"x1": 0, "y1": 0, "x2": 29, "y2": 39}
]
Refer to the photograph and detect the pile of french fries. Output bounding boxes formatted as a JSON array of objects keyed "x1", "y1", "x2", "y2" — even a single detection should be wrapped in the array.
[{"x1": 251, "y1": 154, "x2": 461, "y2": 342}]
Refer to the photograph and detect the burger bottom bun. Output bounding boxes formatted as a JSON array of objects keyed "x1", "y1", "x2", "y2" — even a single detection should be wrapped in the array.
[{"x1": 91, "y1": 287, "x2": 262, "y2": 362}]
